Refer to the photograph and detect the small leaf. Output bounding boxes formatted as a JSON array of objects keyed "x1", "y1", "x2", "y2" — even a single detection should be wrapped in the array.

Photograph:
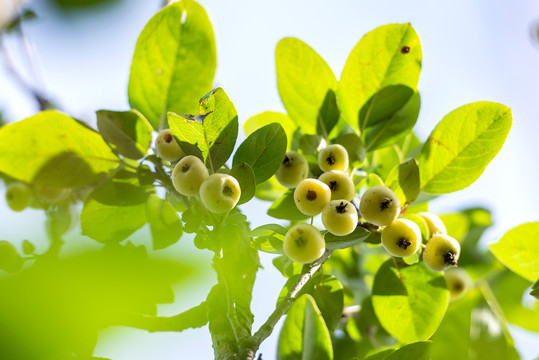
[
  {"x1": 324, "y1": 227, "x2": 370, "y2": 250},
  {"x1": 128, "y1": 0, "x2": 216, "y2": 128},
  {"x1": 277, "y1": 294, "x2": 334, "y2": 360},
  {"x1": 0, "y1": 111, "x2": 119, "y2": 188},
  {"x1": 146, "y1": 194, "x2": 183, "y2": 250},
  {"x1": 96, "y1": 109, "x2": 153, "y2": 159},
  {"x1": 267, "y1": 190, "x2": 310, "y2": 221},
  {"x1": 276, "y1": 37, "x2": 338, "y2": 135},
  {"x1": 385, "y1": 159, "x2": 420, "y2": 205},
  {"x1": 338, "y1": 24, "x2": 422, "y2": 129},
  {"x1": 372, "y1": 260, "x2": 449, "y2": 343},
  {"x1": 233, "y1": 123, "x2": 287, "y2": 184},
  {"x1": 229, "y1": 163, "x2": 256, "y2": 205},
  {"x1": 490, "y1": 222, "x2": 539, "y2": 282},
  {"x1": 418, "y1": 102, "x2": 512, "y2": 194}
]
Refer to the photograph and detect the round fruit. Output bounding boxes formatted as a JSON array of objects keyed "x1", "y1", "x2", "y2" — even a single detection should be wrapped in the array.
[
  {"x1": 199, "y1": 173, "x2": 241, "y2": 213},
  {"x1": 155, "y1": 129, "x2": 185, "y2": 162},
  {"x1": 359, "y1": 186, "x2": 400, "y2": 227},
  {"x1": 444, "y1": 268, "x2": 469, "y2": 301},
  {"x1": 322, "y1": 200, "x2": 358, "y2": 236},
  {"x1": 423, "y1": 234, "x2": 461, "y2": 272},
  {"x1": 283, "y1": 224, "x2": 326, "y2": 264},
  {"x1": 318, "y1": 170, "x2": 355, "y2": 201},
  {"x1": 0, "y1": 240, "x2": 23, "y2": 273},
  {"x1": 172, "y1": 155, "x2": 209, "y2": 196},
  {"x1": 381, "y1": 218, "x2": 422, "y2": 257},
  {"x1": 294, "y1": 179, "x2": 331, "y2": 216},
  {"x1": 275, "y1": 151, "x2": 309, "y2": 188},
  {"x1": 418, "y1": 212, "x2": 447, "y2": 237},
  {"x1": 34, "y1": 184, "x2": 70, "y2": 204},
  {"x1": 5, "y1": 182, "x2": 31, "y2": 212},
  {"x1": 318, "y1": 144, "x2": 349, "y2": 172}
]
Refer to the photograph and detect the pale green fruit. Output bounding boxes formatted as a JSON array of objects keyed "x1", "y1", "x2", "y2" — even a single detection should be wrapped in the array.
[
  {"x1": 318, "y1": 144, "x2": 349, "y2": 172},
  {"x1": 359, "y1": 186, "x2": 400, "y2": 227},
  {"x1": 294, "y1": 179, "x2": 331, "y2": 216},
  {"x1": 423, "y1": 234, "x2": 461, "y2": 272},
  {"x1": 0, "y1": 240, "x2": 23, "y2": 273},
  {"x1": 381, "y1": 218, "x2": 421, "y2": 257},
  {"x1": 172, "y1": 155, "x2": 209, "y2": 196},
  {"x1": 155, "y1": 129, "x2": 185, "y2": 162},
  {"x1": 5, "y1": 182, "x2": 31, "y2": 212},
  {"x1": 199, "y1": 173, "x2": 241, "y2": 213},
  {"x1": 418, "y1": 212, "x2": 447, "y2": 237},
  {"x1": 34, "y1": 184, "x2": 70, "y2": 204},
  {"x1": 275, "y1": 151, "x2": 309, "y2": 188},
  {"x1": 444, "y1": 268, "x2": 469, "y2": 301},
  {"x1": 318, "y1": 170, "x2": 355, "y2": 201},
  {"x1": 322, "y1": 200, "x2": 358, "y2": 236},
  {"x1": 283, "y1": 224, "x2": 325, "y2": 264}
]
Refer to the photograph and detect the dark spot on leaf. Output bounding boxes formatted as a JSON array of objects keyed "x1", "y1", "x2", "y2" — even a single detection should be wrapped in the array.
[{"x1": 401, "y1": 46, "x2": 410, "y2": 54}]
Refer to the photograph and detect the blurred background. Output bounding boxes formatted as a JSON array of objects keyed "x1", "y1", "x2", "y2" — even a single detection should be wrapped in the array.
[{"x1": 0, "y1": 0, "x2": 538, "y2": 358}]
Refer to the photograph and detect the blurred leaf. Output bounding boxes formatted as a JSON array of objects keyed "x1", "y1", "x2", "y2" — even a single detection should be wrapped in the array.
[
  {"x1": 22, "y1": 240, "x2": 35, "y2": 255},
  {"x1": 276, "y1": 38, "x2": 338, "y2": 135},
  {"x1": 248, "y1": 224, "x2": 287, "y2": 254},
  {"x1": 243, "y1": 112, "x2": 296, "y2": 147},
  {"x1": 0, "y1": 111, "x2": 119, "y2": 188},
  {"x1": 336, "y1": 133, "x2": 365, "y2": 166},
  {"x1": 128, "y1": 0, "x2": 216, "y2": 128},
  {"x1": 233, "y1": 123, "x2": 287, "y2": 184},
  {"x1": 490, "y1": 222, "x2": 539, "y2": 282},
  {"x1": 299, "y1": 134, "x2": 325, "y2": 157},
  {"x1": 146, "y1": 195, "x2": 183, "y2": 250},
  {"x1": 324, "y1": 227, "x2": 370, "y2": 250},
  {"x1": 229, "y1": 163, "x2": 256, "y2": 205},
  {"x1": 96, "y1": 109, "x2": 153, "y2": 160},
  {"x1": 385, "y1": 342, "x2": 431, "y2": 360},
  {"x1": 385, "y1": 159, "x2": 419, "y2": 205},
  {"x1": 254, "y1": 176, "x2": 289, "y2": 202},
  {"x1": 418, "y1": 102, "x2": 512, "y2": 194},
  {"x1": 370, "y1": 145, "x2": 401, "y2": 180},
  {"x1": 372, "y1": 260, "x2": 449, "y2": 343},
  {"x1": 168, "y1": 87, "x2": 238, "y2": 171},
  {"x1": 268, "y1": 190, "x2": 310, "y2": 221},
  {"x1": 277, "y1": 294, "x2": 333, "y2": 360},
  {"x1": 338, "y1": 23, "x2": 422, "y2": 129}
]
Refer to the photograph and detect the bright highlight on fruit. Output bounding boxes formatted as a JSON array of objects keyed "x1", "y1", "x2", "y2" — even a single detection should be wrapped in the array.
[
  {"x1": 322, "y1": 200, "x2": 358, "y2": 236},
  {"x1": 172, "y1": 155, "x2": 209, "y2": 196},
  {"x1": 199, "y1": 173, "x2": 241, "y2": 213},
  {"x1": 318, "y1": 144, "x2": 349, "y2": 172},
  {"x1": 283, "y1": 224, "x2": 325, "y2": 264},
  {"x1": 5, "y1": 182, "x2": 31, "y2": 212},
  {"x1": 318, "y1": 170, "x2": 355, "y2": 201},
  {"x1": 381, "y1": 218, "x2": 421, "y2": 257},
  {"x1": 294, "y1": 178, "x2": 331, "y2": 216},
  {"x1": 359, "y1": 186, "x2": 400, "y2": 227},
  {"x1": 423, "y1": 234, "x2": 461, "y2": 272},
  {"x1": 275, "y1": 151, "x2": 309, "y2": 188},
  {"x1": 155, "y1": 129, "x2": 185, "y2": 162}
]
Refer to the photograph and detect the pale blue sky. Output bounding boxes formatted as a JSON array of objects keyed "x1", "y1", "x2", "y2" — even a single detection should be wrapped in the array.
[{"x1": 0, "y1": 0, "x2": 538, "y2": 358}]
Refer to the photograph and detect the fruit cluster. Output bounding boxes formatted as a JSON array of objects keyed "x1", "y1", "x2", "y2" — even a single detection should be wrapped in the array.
[{"x1": 274, "y1": 143, "x2": 461, "y2": 273}]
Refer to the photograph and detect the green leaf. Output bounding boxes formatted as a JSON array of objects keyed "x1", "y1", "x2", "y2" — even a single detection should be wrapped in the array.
[
  {"x1": 490, "y1": 222, "x2": 539, "y2": 282},
  {"x1": 338, "y1": 23, "x2": 422, "y2": 129},
  {"x1": 268, "y1": 190, "x2": 310, "y2": 221},
  {"x1": 532, "y1": 279, "x2": 539, "y2": 300},
  {"x1": 364, "y1": 90, "x2": 421, "y2": 151},
  {"x1": 273, "y1": 255, "x2": 303, "y2": 278},
  {"x1": 248, "y1": 224, "x2": 287, "y2": 254},
  {"x1": 385, "y1": 342, "x2": 431, "y2": 360},
  {"x1": 370, "y1": 145, "x2": 401, "y2": 180},
  {"x1": 128, "y1": 0, "x2": 216, "y2": 129},
  {"x1": 255, "y1": 176, "x2": 289, "y2": 202},
  {"x1": 243, "y1": 111, "x2": 296, "y2": 147},
  {"x1": 146, "y1": 194, "x2": 183, "y2": 250},
  {"x1": 0, "y1": 111, "x2": 119, "y2": 188},
  {"x1": 96, "y1": 109, "x2": 153, "y2": 160},
  {"x1": 358, "y1": 85, "x2": 412, "y2": 130},
  {"x1": 229, "y1": 163, "x2": 256, "y2": 205},
  {"x1": 168, "y1": 87, "x2": 239, "y2": 171},
  {"x1": 418, "y1": 102, "x2": 512, "y2": 194},
  {"x1": 276, "y1": 37, "x2": 338, "y2": 135},
  {"x1": 372, "y1": 260, "x2": 449, "y2": 343},
  {"x1": 277, "y1": 294, "x2": 334, "y2": 360},
  {"x1": 278, "y1": 275, "x2": 344, "y2": 332},
  {"x1": 336, "y1": 133, "x2": 366, "y2": 166},
  {"x1": 324, "y1": 227, "x2": 371, "y2": 250},
  {"x1": 233, "y1": 123, "x2": 287, "y2": 184},
  {"x1": 385, "y1": 159, "x2": 420, "y2": 205}
]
